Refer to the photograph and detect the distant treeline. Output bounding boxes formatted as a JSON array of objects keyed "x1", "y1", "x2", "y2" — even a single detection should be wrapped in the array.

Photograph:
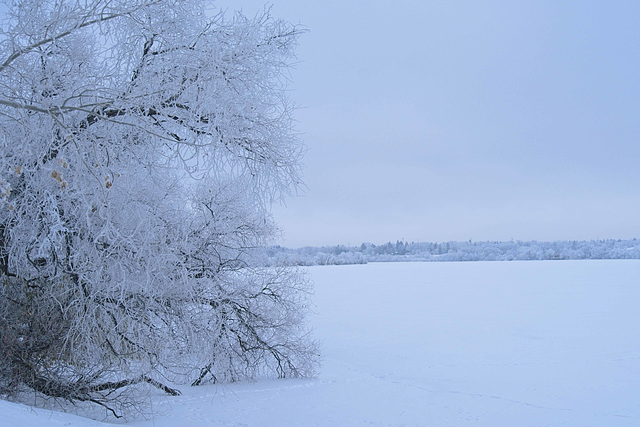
[{"x1": 263, "y1": 239, "x2": 640, "y2": 266}]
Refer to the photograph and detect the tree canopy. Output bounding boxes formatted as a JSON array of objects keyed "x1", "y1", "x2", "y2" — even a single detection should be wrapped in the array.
[{"x1": 0, "y1": 0, "x2": 316, "y2": 418}]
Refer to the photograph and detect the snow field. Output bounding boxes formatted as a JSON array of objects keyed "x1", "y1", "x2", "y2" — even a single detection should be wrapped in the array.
[{"x1": 3, "y1": 260, "x2": 640, "y2": 426}]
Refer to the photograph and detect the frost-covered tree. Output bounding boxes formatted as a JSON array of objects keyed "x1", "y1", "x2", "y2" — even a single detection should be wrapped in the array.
[{"x1": 0, "y1": 0, "x2": 315, "y2": 417}]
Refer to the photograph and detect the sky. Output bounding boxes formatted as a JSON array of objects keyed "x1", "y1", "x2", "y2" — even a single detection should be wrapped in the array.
[
  {"x1": 218, "y1": 0, "x2": 639, "y2": 248},
  {"x1": 73, "y1": 1, "x2": 640, "y2": 248},
  {"x1": 4, "y1": 1, "x2": 638, "y2": 248}
]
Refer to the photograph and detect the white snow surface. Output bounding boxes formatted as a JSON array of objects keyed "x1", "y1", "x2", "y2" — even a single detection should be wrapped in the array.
[{"x1": 3, "y1": 260, "x2": 640, "y2": 426}]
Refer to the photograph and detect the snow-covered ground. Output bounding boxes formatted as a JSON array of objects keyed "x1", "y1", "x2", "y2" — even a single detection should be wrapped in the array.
[{"x1": 4, "y1": 260, "x2": 640, "y2": 426}]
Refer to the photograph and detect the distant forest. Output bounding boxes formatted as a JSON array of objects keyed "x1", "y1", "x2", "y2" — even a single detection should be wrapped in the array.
[{"x1": 264, "y1": 239, "x2": 640, "y2": 266}]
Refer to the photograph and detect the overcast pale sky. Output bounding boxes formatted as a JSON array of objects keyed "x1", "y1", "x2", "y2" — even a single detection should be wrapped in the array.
[{"x1": 218, "y1": 0, "x2": 640, "y2": 248}]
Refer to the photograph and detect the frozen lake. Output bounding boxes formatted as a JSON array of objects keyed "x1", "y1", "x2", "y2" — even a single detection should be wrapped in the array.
[
  {"x1": 304, "y1": 260, "x2": 640, "y2": 426},
  {"x1": 4, "y1": 260, "x2": 640, "y2": 426}
]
